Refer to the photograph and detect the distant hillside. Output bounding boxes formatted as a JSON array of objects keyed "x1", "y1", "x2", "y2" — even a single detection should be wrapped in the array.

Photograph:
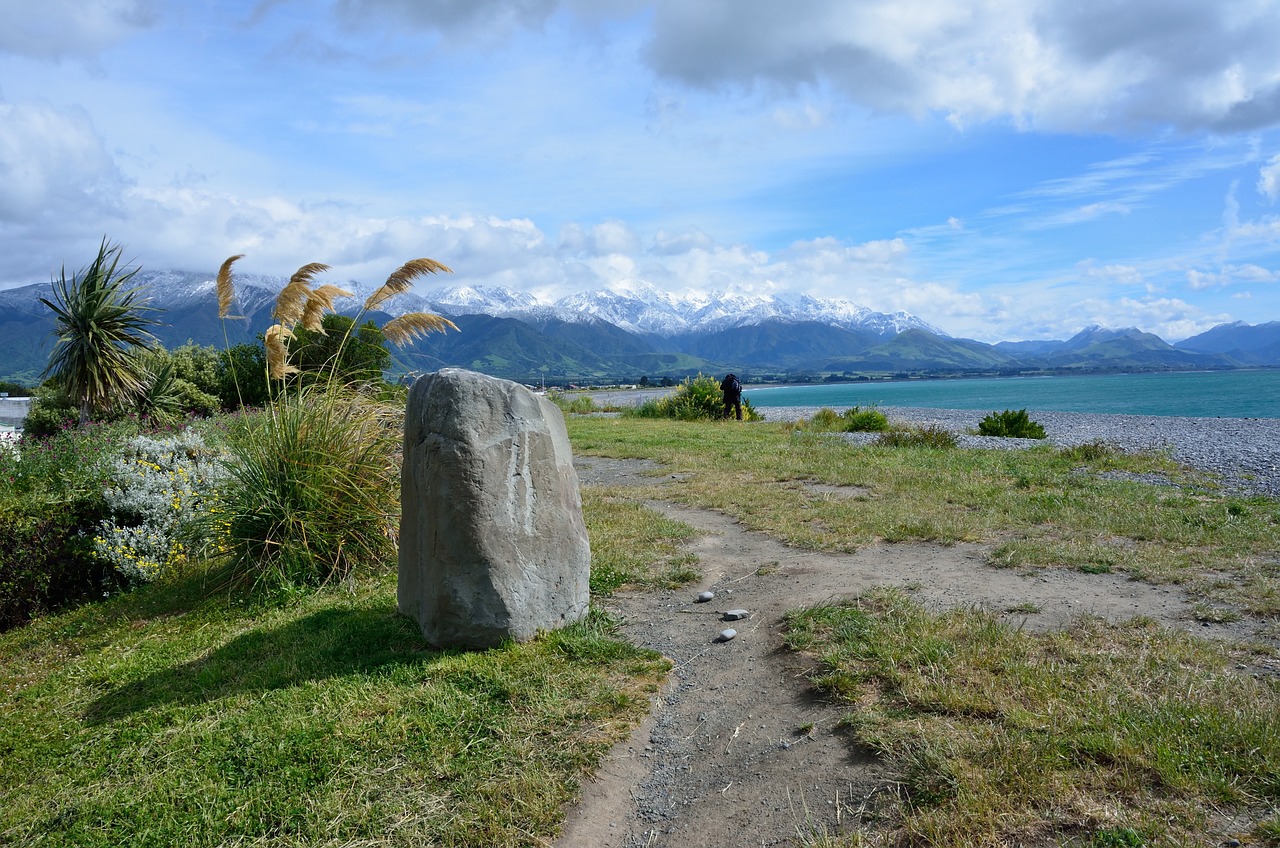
[
  {"x1": 0, "y1": 271, "x2": 1269, "y2": 385},
  {"x1": 1174, "y1": 321, "x2": 1280, "y2": 365}
]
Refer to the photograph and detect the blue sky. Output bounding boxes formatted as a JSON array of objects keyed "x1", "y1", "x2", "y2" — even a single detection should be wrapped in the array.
[{"x1": 2, "y1": 0, "x2": 1280, "y2": 342}]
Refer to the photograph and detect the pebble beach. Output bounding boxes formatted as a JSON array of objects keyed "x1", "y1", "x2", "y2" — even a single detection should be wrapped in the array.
[
  {"x1": 565, "y1": 388, "x2": 1279, "y2": 498},
  {"x1": 758, "y1": 404, "x2": 1280, "y2": 498}
]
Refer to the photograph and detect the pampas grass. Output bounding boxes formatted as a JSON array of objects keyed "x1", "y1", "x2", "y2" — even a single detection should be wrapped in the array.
[
  {"x1": 211, "y1": 386, "x2": 400, "y2": 588},
  {"x1": 216, "y1": 254, "x2": 242, "y2": 319},
  {"x1": 363, "y1": 258, "x2": 452, "y2": 311},
  {"x1": 212, "y1": 253, "x2": 455, "y2": 590},
  {"x1": 382, "y1": 311, "x2": 459, "y2": 347}
]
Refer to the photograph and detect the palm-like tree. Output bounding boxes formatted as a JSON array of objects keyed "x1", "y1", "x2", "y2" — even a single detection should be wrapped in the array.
[{"x1": 40, "y1": 239, "x2": 160, "y2": 425}]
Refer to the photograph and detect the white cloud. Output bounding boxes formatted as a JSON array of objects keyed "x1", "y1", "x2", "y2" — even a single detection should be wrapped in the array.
[
  {"x1": 1187, "y1": 263, "x2": 1277, "y2": 290},
  {"x1": 0, "y1": 100, "x2": 125, "y2": 223},
  {"x1": 1079, "y1": 261, "x2": 1144, "y2": 286},
  {"x1": 1259, "y1": 153, "x2": 1280, "y2": 202},
  {"x1": 634, "y1": 0, "x2": 1280, "y2": 132},
  {"x1": 0, "y1": 0, "x2": 158, "y2": 60}
]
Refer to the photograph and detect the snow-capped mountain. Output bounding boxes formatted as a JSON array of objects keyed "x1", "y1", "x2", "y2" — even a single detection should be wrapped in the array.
[{"x1": 410, "y1": 282, "x2": 945, "y2": 339}]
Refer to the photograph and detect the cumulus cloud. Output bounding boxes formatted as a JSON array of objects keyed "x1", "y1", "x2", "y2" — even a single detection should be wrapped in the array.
[
  {"x1": 642, "y1": 0, "x2": 1280, "y2": 131},
  {"x1": 344, "y1": 0, "x2": 1280, "y2": 132},
  {"x1": 0, "y1": 0, "x2": 158, "y2": 60},
  {"x1": 0, "y1": 100, "x2": 126, "y2": 223}
]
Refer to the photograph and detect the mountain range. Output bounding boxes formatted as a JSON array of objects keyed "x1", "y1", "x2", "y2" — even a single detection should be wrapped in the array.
[{"x1": 0, "y1": 270, "x2": 1276, "y2": 386}]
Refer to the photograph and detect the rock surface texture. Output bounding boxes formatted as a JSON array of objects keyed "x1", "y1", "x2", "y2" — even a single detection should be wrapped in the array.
[{"x1": 399, "y1": 368, "x2": 590, "y2": 648}]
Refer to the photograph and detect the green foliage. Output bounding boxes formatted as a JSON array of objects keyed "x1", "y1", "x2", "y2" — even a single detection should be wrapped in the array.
[
  {"x1": 206, "y1": 388, "x2": 401, "y2": 590},
  {"x1": 289, "y1": 313, "x2": 391, "y2": 386},
  {"x1": 0, "y1": 419, "x2": 139, "y2": 629},
  {"x1": 134, "y1": 347, "x2": 222, "y2": 426},
  {"x1": 802, "y1": 406, "x2": 890, "y2": 433},
  {"x1": 93, "y1": 431, "x2": 228, "y2": 583},
  {"x1": 217, "y1": 343, "x2": 270, "y2": 409},
  {"x1": 39, "y1": 238, "x2": 161, "y2": 425},
  {"x1": 841, "y1": 405, "x2": 890, "y2": 432},
  {"x1": 0, "y1": 381, "x2": 31, "y2": 397},
  {"x1": 629, "y1": 374, "x2": 761, "y2": 421},
  {"x1": 876, "y1": 425, "x2": 958, "y2": 449},
  {"x1": 21, "y1": 388, "x2": 79, "y2": 439},
  {"x1": 978, "y1": 408, "x2": 1047, "y2": 439},
  {"x1": 0, "y1": 507, "x2": 115, "y2": 631},
  {"x1": 807, "y1": 407, "x2": 842, "y2": 430}
]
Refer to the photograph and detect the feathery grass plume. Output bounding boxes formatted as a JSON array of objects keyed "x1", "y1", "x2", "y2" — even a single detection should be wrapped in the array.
[
  {"x1": 300, "y1": 297, "x2": 327, "y2": 333},
  {"x1": 299, "y1": 283, "x2": 353, "y2": 332},
  {"x1": 264, "y1": 324, "x2": 299, "y2": 379},
  {"x1": 381, "y1": 312, "x2": 459, "y2": 348},
  {"x1": 273, "y1": 262, "x2": 330, "y2": 324},
  {"x1": 311, "y1": 283, "x2": 353, "y2": 311},
  {"x1": 216, "y1": 254, "x2": 243, "y2": 319},
  {"x1": 363, "y1": 257, "x2": 452, "y2": 311}
]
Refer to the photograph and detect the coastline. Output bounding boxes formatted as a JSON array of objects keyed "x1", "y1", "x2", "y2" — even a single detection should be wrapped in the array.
[{"x1": 565, "y1": 388, "x2": 1279, "y2": 498}]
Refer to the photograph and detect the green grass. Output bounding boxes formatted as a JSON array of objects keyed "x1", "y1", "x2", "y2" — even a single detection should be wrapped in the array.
[
  {"x1": 566, "y1": 416, "x2": 1280, "y2": 612},
  {"x1": 785, "y1": 587, "x2": 1280, "y2": 845},
  {"x1": 0, "y1": 568, "x2": 668, "y2": 847},
  {"x1": 583, "y1": 488, "x2": 699, "y2": 592}
]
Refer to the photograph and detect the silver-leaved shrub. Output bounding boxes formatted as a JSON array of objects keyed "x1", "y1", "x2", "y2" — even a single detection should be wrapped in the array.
[{"x1": 93, "y1": 429, "x2": 227, "y2": 582}]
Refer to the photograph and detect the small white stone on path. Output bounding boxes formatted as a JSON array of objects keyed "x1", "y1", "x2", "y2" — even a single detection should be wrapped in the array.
[
  {"x1": 696, "y1": 591, "x2": 715, "y2": 603},
  {"x1": 715, "y1": 628, "x2": 737, "y2": 642},
  {"x1": 723, "y1": 609, "x2": 750, "y2": 621}
]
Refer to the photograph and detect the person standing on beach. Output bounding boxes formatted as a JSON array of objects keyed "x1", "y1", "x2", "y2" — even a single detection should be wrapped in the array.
[{"x1": 720, "y1": 373, "x2": 743, "y2": 420}]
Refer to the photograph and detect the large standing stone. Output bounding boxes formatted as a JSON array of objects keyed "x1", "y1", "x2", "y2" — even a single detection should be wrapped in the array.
[{"x1": 398, "y1": 368, "x2": 591, "y2": 648}]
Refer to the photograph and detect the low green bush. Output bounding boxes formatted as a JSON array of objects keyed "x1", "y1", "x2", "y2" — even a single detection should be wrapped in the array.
[
  {"x1": 0, "y1": 503, "x2": 118, "y2": 631},
  {"x1": 629, "y1": 374, "x2": 761, "y2": 421},
  {"x1": 807, "y1": 407, "x2": 842, "y2": 430},
  {"x1": 93, "y1": 430, "x2": 228, "y2": 583},
  {"x1": 978, "y1": 408, "x2": 1047, "y2": 439},
  {"x1": 842, "y1": 405, "x2": 889, "y2": 432},
  {"x1": 0, "y1": 420, "x2": 138, "y2": 629}
]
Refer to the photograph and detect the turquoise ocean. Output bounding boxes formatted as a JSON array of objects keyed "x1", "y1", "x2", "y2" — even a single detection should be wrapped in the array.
[{"x1": 743, "y1": 370, "x2": 1280, "y2": 419}]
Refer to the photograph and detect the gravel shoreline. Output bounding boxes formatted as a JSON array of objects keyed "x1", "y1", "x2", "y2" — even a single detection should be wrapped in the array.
[
  {"x1": 756, "y1": 405, "x2": 1280, "y2": 498},
  {"x1": 567, "y1": 389, "x2": 1279, "y2": 498}
]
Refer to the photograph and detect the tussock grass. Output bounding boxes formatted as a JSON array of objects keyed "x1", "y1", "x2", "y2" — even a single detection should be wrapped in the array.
[
  {"x1": 785, "y1": 588, "x2": 1280, "y2": 845},
  {"x1": 0, "y1": 570, "x2": 668, "y2": 848},
  {"x1": 205, "y1": 386, "x2": 403, "y2": 590},
  {"x1": 566, "y1": 416, "x2": 1280, "y2": 611}
]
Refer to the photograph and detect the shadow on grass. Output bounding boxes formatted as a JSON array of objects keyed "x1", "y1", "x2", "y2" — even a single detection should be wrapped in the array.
[{"x1": 83, "y1": 604, "x2": 435, "y2": 725}]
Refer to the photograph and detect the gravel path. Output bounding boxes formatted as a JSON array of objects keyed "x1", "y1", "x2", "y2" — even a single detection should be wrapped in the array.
[{"x1": 757, "y1": 405, "x2": 1280, "y2": 498}]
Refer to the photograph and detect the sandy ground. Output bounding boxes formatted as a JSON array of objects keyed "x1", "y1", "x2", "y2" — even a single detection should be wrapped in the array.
[{"x1": 553, "y1": 455, "x2": 1274, "y2": 848}]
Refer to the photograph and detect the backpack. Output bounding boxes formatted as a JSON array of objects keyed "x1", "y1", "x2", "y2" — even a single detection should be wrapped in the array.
[{"x1": 725, "y1": 374, "x2": 741, "y2": 395}]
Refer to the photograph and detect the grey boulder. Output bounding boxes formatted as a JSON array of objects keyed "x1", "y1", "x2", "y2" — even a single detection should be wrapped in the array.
[{"x1": 398, "y1": 368, "x2": 591, "y2": 648}]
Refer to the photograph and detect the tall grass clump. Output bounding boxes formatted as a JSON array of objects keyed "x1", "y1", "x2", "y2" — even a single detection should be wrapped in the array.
[
  {"x1": 876, "y1": 424, "x2": 957, "y2": 449},
  {"x1": 629, "y1": 374, "x2": 761, "y2": 421},
  {"x1": 210, "y1": 256, "x2": 456, "y2": 590}
]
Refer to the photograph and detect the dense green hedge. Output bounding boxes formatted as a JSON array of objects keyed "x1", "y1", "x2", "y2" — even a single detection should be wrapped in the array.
[{"x1": 0, "y1": 502, "x2": 118, "y2": 632}]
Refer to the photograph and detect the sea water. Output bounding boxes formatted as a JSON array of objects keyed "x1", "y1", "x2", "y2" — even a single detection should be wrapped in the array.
[{"x1": 743, "y1": 370, "x2": 1280, "y2": 419}]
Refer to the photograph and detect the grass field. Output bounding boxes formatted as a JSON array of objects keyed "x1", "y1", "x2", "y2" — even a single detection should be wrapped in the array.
[{"x1": 3, "y1": 415, "x2": 1278, "y2": 846}]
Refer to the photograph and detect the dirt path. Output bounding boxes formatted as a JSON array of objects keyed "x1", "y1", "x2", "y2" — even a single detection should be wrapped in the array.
[{"x1": 555, "y1": 457, "x2": 1259, "y2": 848}]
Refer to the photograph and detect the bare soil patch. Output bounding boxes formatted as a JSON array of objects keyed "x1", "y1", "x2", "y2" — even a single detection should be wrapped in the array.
[{"x1": 557, "y1": 456, "x2": 1265, "y2": 848}]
